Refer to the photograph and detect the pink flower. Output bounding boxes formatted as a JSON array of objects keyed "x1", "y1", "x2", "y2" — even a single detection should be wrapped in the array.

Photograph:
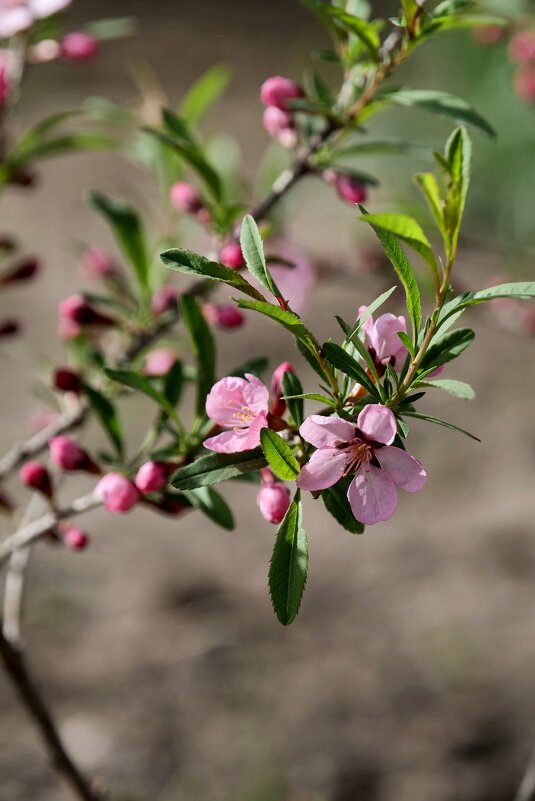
[
  {"x1": 202, "y1": 303, "x2": 244, "y2": 329},
  {"x1": 514, "y1": 65, "x2": 535, "y2": 103},
  {"x1": 262, "y1": 107, "x2": 297, "y2": 147},
  {"x1": 261, "y1": 242, "x2": 317, "y2": 315},
  {"x1": 96, "y1": 472, "x2": 138, "y2": 513},
  {"x1": 19, "y1": 460, "x2": 53, "y2": 498},
  {"x1": 49, "y1": 436, "x2": 98, "y2": 473},
  {"x1": 135, "y1": 461, "x2": 168, "y2": 494},
  {"x1": 332, "y1": 173, "x2": 368, "y2": 205},
  {"x1": 270, "y1": 361, "x2": 294, "y2": 417},
  {"x1": 151, "y1": 284, "x2": 179, "y2": 316},
  {"x1": 219, "y1": 241, "x2": 244, "y2": 270},
  {"x1": 0, "y1": 61, "x2": 8, "y2": 108},
  {"x1": 360, "y1": 306, "x2": 408, "y2": 370},
  {"x1": 58, "y1": 294, "x2": 113, "y2": 327},
  {"x1": 143, "y1": 348, "x2": 178, "y2": 376},
  {"x1": 53, "y1": 366, "x2": 81, "y2": 394},
  {"x1": 170, "y1": 182, "x2": 203, "y2": 214},
  {"x1": 82, "y1": 247, "x2": 117, "y2": 279},
  {"x1": 297, "y1": 405, "x2": 426, "y2": 525},
  {"x1": 62, "y1": 526, "x2": 89, "y2": 551},
  {"x1": 257, "y1": 482, "x2": 291, "y2": 524},
  {"x1": 61, "y1": 32, "x2": 98, "y2": 62},
  {"x1": 508, "y1": 30, "x2": 535, "y2": 64},
  {"x1": 0, "y1": 0, "x2": 71, "y2": 37},
  {"x1": 260, "y1": 76, "x2": 302, "y2": 110},
  {"x1": 204, "y1": 374, "x2": 269, "y2": 453}
]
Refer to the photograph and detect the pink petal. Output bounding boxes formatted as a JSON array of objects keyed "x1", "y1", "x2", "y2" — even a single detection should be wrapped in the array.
[
  {"x1": 358, "y1": 306, "x2": 374, "y2": 346},
  {"x1": 347, "y1": 464, "x2": 398, "y2": 525},
  {"x1": 299, "y1": 415, "x2": 355, "y2": 448},
  {"x1": 243, "y1": 374, "x2": 269, "y2": 416},
  {"x1": 376, "y1": 446, "x2": 427, "y2": 493},
  {"x1": 297, "y1": 447, "x2": 346, "y2": 491},
  {"x1": 370, "y1": 313, "x2": 407, "y2": 363},
  {"x1": 245, "y1": 412, "x2": 268, "y2": 449},
  {"x1": 357, "y1": 404, "x2": 396, "y2": 445},
  {"x1": 204, "y1": 428, "x2": 250, "y2": 453},
  {"x1": 0, "y1": 8, "x2": 33, "y2": 36},
  {"x1": 31, "y1": 0, "x2": 71, "y2": 18},
  {"x1": 267, "y1": 243, "x2": 317, "y2": 315},
  {"x1": 205, "y1": 376, "x2": 248, "y2": 427}
]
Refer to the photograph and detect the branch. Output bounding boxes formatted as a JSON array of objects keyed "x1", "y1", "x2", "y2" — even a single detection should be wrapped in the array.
[{"x1": 0, "y1": 629, "x2": 103, "y2": 801}]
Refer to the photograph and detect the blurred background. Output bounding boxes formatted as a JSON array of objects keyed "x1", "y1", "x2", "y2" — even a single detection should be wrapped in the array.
[{"x1": 0, "y1": 1, "x2": 534, "y2": 800}]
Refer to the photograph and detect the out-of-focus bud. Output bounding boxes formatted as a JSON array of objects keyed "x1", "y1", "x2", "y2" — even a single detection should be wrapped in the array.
[
  {"x1": 0, "y1": 257, "x2": 40, "y2": 286},
  {"x1": 514, "y1": 65, "x2": 535, "y2": 103},
  {"x1": 58, "y1": 293, "x2": 114, "y2": 326},
  {"x1": 203, "y1": 303, "x2": 244, "y2": 330},
  {"x1": 219, "y1": 241, "x2": 245, "y2": 270},
  {"x1": 522, "y1": 305, "x2": 535, "y2": 334},
  {"x1": 29, "y1": 38, "x2": 61, "y2": 63},
  {"x1": 53, "y1": 366, "x2": 81, "y2": 394},
  {"x1": 96, "y1": 472, "x2": 139, "y2": 513},
  {"x1": 82, "y1": 247, "x2": 117, "y2": 279},
  {"x1": 508, "y1": 30, "x2": 535, "y2": 63},
  {"x1": 151, "y1": 496, "x2": 188, "y2": 516},
  {"x1": 0, "y1": 319, "x2": 21, "y2": 337},
  {"x1": 0, "y1": 236, "x2": 17, "y2": 252},
  {"x1": 19, "y1": 461, "x2": 53, "y2": 498},
  {"x1": 262, "y1": 106, "x2": 297, "y2": 148},
  {"x1": 270, "y1": 361, "x2": 294, "y2": 417},
  {"x1": 135, "y1": 461, "x2": 169, "y2": 494},
  {"x1": 260, "y1": 76, "x2": 302, "y2": 110},
  {"x1": 257, "y1": 482, "x2": 291, "y2": 524},
  {"x1": 61, "y1": 31, "x2": 99, "y2": 62},
  {"x1": 143, "y1": 348, "x2": 178, "y2": 376},
  {"x1": 0, "y1": 61, "x2": 8, "y2": 109},
  {"x1": 62, "y1": 526, "x2": 89, "y2": 551},
  {"x1": 472, "y1": 25, "x2": 504, "y2": 46},
  {"x1": 170, "y1": 182, "x2": 203, "y2": 214},
  {"x1": 58, "y1": 317, "x2": 81, "y2": 340},
  {"x1": 49, "y1": 436, "x2": 99, "y2": 473},
  {"x1": 151, "y1": 284, "x2": 179, "y2": 316},
  {"x1": 0, "y1": 485, "x2": 13, "y2": 513},
  {"x1": 326, "y1": 171, "x2": 368, "y2": 205}
]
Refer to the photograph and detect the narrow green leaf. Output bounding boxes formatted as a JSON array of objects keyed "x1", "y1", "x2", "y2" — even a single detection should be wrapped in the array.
[
  {"x1": 322, "y1": 342, "x2": 380, "y2": 400},
  {"x1": 240, "y1": 215, "x2": 280, "y2": 297},
  {"x1": 323, "y1": 6, "x2": 380, "y2": 58},
  {"x1": 438, "y1": 282, "x2": 535, "y2": 329},
  {"x1": 163, "y1": 360, "x2": 184, "y2": 408},
  {"x1": 421, "y1": 327, "x2": 474, "y2": 372},
  {"x1": 414, "y1": 172, "x2": 447, "y2": 241},
  {"x1": 105, "y1": 368, "x2": 180, "y2": 429},
  {"x1": 281, "y1": 371, "x2": 304, "y2": 428},
  {"x1": 83, "y1": 17, "x2": 136, "y2": 39},
  {"x1": 402, "y1": 410, "x2": 480, "y2": 441},
  {"x1": 296, "y1": 339, "x2": 328, "y2": 382},
  {"x1": 268, "y1": 492, "x2": 308, "y2": 626},
  {"x1": 322, "y1": 478, "x2": 364, "y2": 534},
  {"x1": 144, "y1": 128, "x2": 222, "y2": 201},
  {"x1": 160, "y1": 248, "x2": 266, "y2": 302},
  {"x1": 186, "y1": 486, "x2": 234, "y2": 530},
  {"x1": 397, "y1": 331, "x2": 416, "y2": 359},
  {"x1": 180, "y1": 295, "x2": 215, "y2": 417},
  {"x1": 260, "y1": 429, "x2": 299, "y2": 481},
  {"x1": 416, "y1": 378, "x2": 475, "y2": 400},
  {"x1": 345, "y1": 286, "x2": 397, "y2": 344},
  {"x1": 359, "y1": 213, "x2": 438, "y2": 276},
  {"x1": 282, "y1": 392, "x2": 336, "y2": 407},
  {"x1": 171, "y1": 449, "x2": 267, "y2": 490},
  {"x1": 235, "y1": 299, "x2": 317, "y2": 354},
  {"x1": 81, "y1": 384, "x2": 123, "y2": 457},
  {"x1": 389, "y1": 90, "x2": 496, "y2": 138},
  {"x1": 180, "y1": 64, "x2": 232, "y2": 126},
  {"x1": 443, "y1": 126, "x2": 472, "y2": 249}
]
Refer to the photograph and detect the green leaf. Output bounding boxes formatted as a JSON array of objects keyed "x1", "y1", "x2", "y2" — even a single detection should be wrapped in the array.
[
  {"x1": 88, "y1": 192, "x2": 149, "y2": 292},
  {"x1": 230, "y1": 356, "x2": 268, "y2": 379},
  {"x1": 260, "y1": 429, "x2": 299, "y2": 481},
  {"x1": 163, "y1": 360, "x2": 184, "y2": 408},
  {"x1": 161, "y1": 108, "x2": 196, "y2": 146},
  {"x1": 160, "y1": 248, "x2": 265, "y2": 302},
  {"x1": 322, "y1": 342, "x2": 380, "y2": 400},
  {"x1": 179, "y1": 64, "x2": 232, "y2": 126},
  {"x1": 443, "y1": 126, "x2": 472, "y2": 250},
  {"x1": 397, "y1": 331, "x2": 416, "y2": 359},
  {"x1": 236, "y1": 300, "x2": 317, "y2": 354},
  {"x1": 423, "y1": 14, "x2": 508, "y2": 35},
  {"x1": 296, "y1": 339, "x2": 328, "y2": 382},
  {"x1": 359, "y1": 213, "x2": 438, "y2": 276},
  {"x1": 240, "y1": 215, "x2": 280, "y2": 298},
  {"x1": 421, "y1": 327, "x2": 474, "y2": 372},
  {"x1": 81, "y1": 383, "x2": 123, "y2": 457},
  {"x1": 389, "y1": 90, "x2": 496, "y2": 138},
  {"x1": 322, "y1": 478, "x2": 364, "y2": 534},
  {"x1": 105, "y1": 368, "x2": 181, "y2": 429},
  {"x1": 438, "y1": 282, "x2": 535, "y2": 329},
  {"x1": 268, "y1": 492, "x2": 308, "y2": 626},
  {"x1": 144, "y1": 128, "x2": 222, "y2": 201},
  {"x1": 416, "y1": 378, "x2": 475, "y2": 400},
  {"x1": 83, "y1": 17, "x2": 136, "y2": 39},
  {"x1": 402, "y1": 411, "x2": 480, "y2": 441},
  {"x1": 345, "y1": 286, "x2": 397, "y2": 344},
  {"x1": 363, "y1": 222, "x2": 421, "y2": 341},
  {"x1": 180, "y1": 295, "x2": 215, "y2": 417},
  {"x1": 186, "y1": 486, "x2": 234, "y2": 530},
  {"x1": 329, "y1": 139, "x2": 425, "y2": 158},
  {"x1": 282, "y1": 392, "x2": 336, "y2": 407},
  {"x1": 9, "y1": 132, "x2": 115, "y2": 167},
  {"x1": 281, "y1": 371, "x2": 304, "y2": 428},
  {"x1": 323, "y1": 6, "x2": 380, "y2": 58},
  {"x1": 414, "y1": 172, "x2": 446, "y2": 242},
  {"x1": 171, "y1": 449, "x2": 267, "y2": 490}
]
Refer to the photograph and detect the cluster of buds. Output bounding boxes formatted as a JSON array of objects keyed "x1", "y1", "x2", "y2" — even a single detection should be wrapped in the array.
[
  {"x1": 260, "y1": 75, "x2": 302, "y2": 149},
  {"x1": 170, "y1": 182, "x2": 211, "y2": 225}
]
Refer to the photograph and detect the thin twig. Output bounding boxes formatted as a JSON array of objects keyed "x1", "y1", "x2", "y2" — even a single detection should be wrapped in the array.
[
  {"x1": 0, "y1": 628, "x2": 103, "y2": 801},
  {"x1": 515, "y1": 746, "x2": 535, "y2": 801}
]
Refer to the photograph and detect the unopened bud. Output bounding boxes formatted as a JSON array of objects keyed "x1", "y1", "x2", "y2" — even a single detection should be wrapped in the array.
[
  {"x1": 0, "y1": 257, "x2": 40, "y2": 286},
  {"x1": 257, "y1": 483, "x2": 291, "y2": 524},
  {"x1": 58, "y1": 293, "x2": 113, "y2": 326},
  {"x1": 61, "y1": 32, "x2": 99, "y2": 62},
  {"x1": 260, "y1": 76, "x2": 302, "y2": 110},
  {"x1": 49, "y1": 436, "x2": 98, "y2": 473},
  {"x1": 53, "y1": 367, "x2": 81, "y2": 394},
  {"x1": 508, "y1": 30, "x2": 535, "y2": 63},
  {"x1": 514, "y1": 65, "x2": 535, "y2": 103},
  {"x1": 170, "y1": 182, "x2": 203, "y2": 214},
  {"x1": 96, "y1": 472, "x2": 139, "y2": 513},
  {"x1": 19, "y1": 461, "x2": 53, "y2": 498},
  {"x1": 143, "y1": 348, "x2": 178, "y2": 376},
  {"x1": 82, "y1": 247, "x2": 117, "y2": 279},
  {"x1": 151, "y1": 284, "x2": 179, "y2": 316},
  {"x1": 135, "y1": 461, "x2": 169, "y2": 494},
  {"x1": 330, "y1": 173, "x2": 368, "y2": 205},
  {"x1": 203, "y1": 303, "x2": 244, "y2": 329},
  {"x1": 62, "y1": 526, "x2": 89, "y2": 551},
  {"x1": 270, "y1": 361, "x2": 294, "y2": 417},
  {"x1": 219, "y1": 241, "x2": 245, "y2": 270}
]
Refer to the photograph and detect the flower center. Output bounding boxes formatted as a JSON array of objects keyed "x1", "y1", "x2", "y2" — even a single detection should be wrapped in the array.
[
  {"x1": 342, "y1": 439, "x2": 372, "y2": 477},
  {"x1": 225, "y1": 398, "x2": 254, "y2": 427}
]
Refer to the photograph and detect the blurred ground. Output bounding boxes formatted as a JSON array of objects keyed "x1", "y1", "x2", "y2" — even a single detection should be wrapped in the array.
[{"x1": 0, "y1": 2, "x2": 534, "y2": 801}]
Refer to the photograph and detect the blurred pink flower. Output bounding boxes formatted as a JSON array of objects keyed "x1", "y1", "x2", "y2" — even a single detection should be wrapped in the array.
[
  {"x1": 260, "y1": 76, "x2": 302, "y2": 110},
  {"x1": 204, "y1": 374, "x2": 269, "y2": 453},
  {"x1": 135, "y1": 461, "x2": 168, "y2": 494},
  {"x1": 61, "y1": 31, "x2": 98, "y2": 62},
  {"x1": 62, "y1": 526, "x2": 89, "y2": 551},
  {"x1": 96, "y1": 472, "x2": 138, "y2": 513},
  {"x1": 49, "y1": 436, "x2": 98, "y2": 473},
  {"x1": 508, "y1": 30, "x2": 535, "y2": 64},
  {"x1": 262, "y1": 243, "x2": 317, "y2": 315},
  {"x1": 219, "y1": 241, "x2": 244, "y2": 270},
  {"x1": 151, "y1": 284, "x2": 179, "y2": 316},
  {"x1": 0, "y1": 0, "x2": 71, "y2": 37},
  {"x1": 202, "y1": 303, "x2": 244, "y2": 330},
  {"x1": 143, "y1": 348, "x2": 178, "y2": 376}
]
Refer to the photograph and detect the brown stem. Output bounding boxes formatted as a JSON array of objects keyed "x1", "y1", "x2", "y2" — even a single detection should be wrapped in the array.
[{"x1": 0, "y1": 629, "x2": 103, "y2": 801}]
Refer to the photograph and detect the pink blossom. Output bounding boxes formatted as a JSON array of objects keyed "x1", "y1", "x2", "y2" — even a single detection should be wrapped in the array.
[
  {"x1": 0, "y1": 61, "x2": 8, "y2": 108},
  {"x1": 297, "y1": 405, "x2": 426, "y2": 525},
  {"x1": 514, "y1": 65, "x2": 535, "y2": 103},
  {"x1": 260, "y1": 76, "x2": 302, "y2": 110},
  {"x1": 151, "y1": 284, "x2": 179, "y2": 316},
  {"x1": 61, "y1": 31, "x2": 98, "y2": 62},
  {"x1": 0, "y1": 0, "x2": 71, "y2": 37},
  {"x1": 270, "y1": 361, "x2": 294, "y2": 417},
  {"x1": 204, "y1": 374, "x2": 269, "y2": 453},
  {"x1": 203, "y1": 303, "x2": 244, "y2": 329},
  {"x1": 96, "y1": 472, "x2": 138, "y2": 513},
  {"x1": 262, "y1": 106, "x2": 297, "y2": 147},
  {"x1": 261, "y1": 243, "x2": 317, "y2": 315},
  {"x1": 58, "y1": 294, "x2": 113, "y2": 326},
  {"x1": 170, "y1": 182, "x2": 203, "y2": 214},
  {"x1": 49, "y1": 436, "x2": 98, "y2": 473},
  {"x1": 219, "y1": 241, "x2": 244, "y2": 270},
  {"x1": 333, "y1": 174, "x2": 368, "y2": 205},
  {"x1": 19, "y1": 460, "x2": 53, "y2": 498},
  {"x1": 53, "y1": 366, "x2": 81, "y2": 394},
  {"x1": 58, "y1": 317, "x2": 81, "y2": 340},
  {"x1": 508, "y1": 30, "x2": 535, "y2": 64},
  {"x1": 135, "y1": 461, "x2": 168, "y2": 494},
  {"x1": 257, "y1": 482, "x2": 291, "y2": 524},
  {"x1": 359, "y1": 306, "x2": 408, "y2": 370},
  {"x1": 82, "y1": 247, "x2": 117, "y2": 279},
  {"x1": 62, "y1": 526, "x2": 89, "y2": 551},
  {"x1": 143, "y1": 348, "x2": 178, "y2": 376}
]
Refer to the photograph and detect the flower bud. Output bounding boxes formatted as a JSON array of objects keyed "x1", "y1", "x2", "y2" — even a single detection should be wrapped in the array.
[
  {"x1": 19, "y1": 461, "x2": 53, "y2": 498},
  {"x1": 270, "y1": 361, "x2": 294, "y2": 417},
  {"x1": 257, "y1": 483, "x2": 291, "y2": 524},
  {"x1": 0, "y1": 257, "x2": 40, "y2": 286},
  {"x1": 49, "y1": 436, "x2": 98, "y2": 473},
  {"x1": 61, "y1": 32, "x2": 99, "y2": 62},
  {"x1": 62, "y1": 526, "x2": 89, "y2": 551},
  {"x1": 260, "y1": 76, "x2": 302, "y2": 110},
  {"x1": 170, "y1": 182, "x2": 203, "y2": 214},
  {"x1": 508, "y1": 30, "x2": 535, "y2": 64},
  {"x1": 203, "y1": 303, "x2": 244, "y2": 329},
  {"x1": 472, "y1": 25, "x2": 504, "y2": 46},
  {"x1": 82, "y1": 247, "x2": 117, "y2": 279},
  {"x1": 143, "y1": 348, "x2": 178, "y2": 376},
  {"x1": 514, "y1": 65, "x2": 535, "y2": 103},
  {"x1": 53, "y1": 367, "x2": 81, "y2": 394},
  {"x1": 0, "y1": 63, "x2": 8, "y2": 109},
  {"x1": 151, "y1": 284, "x2": 179, "y2": 316},
  {"x1": 58, "y1": 294, "x2": 113, "y2": 326},
  {"x1": 0, "y1": 319, "x2": 20, "y2": 338},
  {"x1": 150, "y1": 496, "x2": 188, "y2": 516},
  {"x1": 330, "y1": 173, "x2": 368, "y2": 205},
  {"x1": 262, "y1": 106, "x2": 294, "y2": 139},
  {"x1": 522, "y1": 305, "x2": 535, "y2": 335},
  {"x1": 135, "y1": 461, "x2": 168, "y2": 494},
  {"x1": 219, "y1": 241, "x2": 245, "y2": 270},
  {"x1": 58, "y1": 317, "x2": 81, "y2": 340},
  {"x1": 96, "y1": 472, "x2": 138, "y2": 513},
  {"x1": 29, "y1": 38, "x2": 61, "y2": 63}
]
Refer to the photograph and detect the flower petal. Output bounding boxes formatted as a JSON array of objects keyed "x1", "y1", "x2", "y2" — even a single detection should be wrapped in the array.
[
  {"x1": 357, "y1": 404, "x2": 396, "y2": 445},
  {"x1": 205, "y1": 376, "x2": 248, "y2": 427},
  {"x1": 243, "y1": 374, "x2": 270, "y2": 416},
  {"x1": 376, "y1": 446, "x2": 427, "y2": 492},
  {"x1": 204, "y1": 428, "x2": 251, "y2": 453},
  {"x1": 347, "y1": 464, "x2": 397, "y2": 525},
  {"x1": 371, "y1": 313, "x2": 407, "y2": 363},
  {"x1": 245, "y1": 412, "x2": 268, "y2": 449},
  {"x1": 299, "y1": 415, "x2": 355, "y2": 448},
  {"x1": 297, "y1": 447, "x2": 346, "y2": 491}
]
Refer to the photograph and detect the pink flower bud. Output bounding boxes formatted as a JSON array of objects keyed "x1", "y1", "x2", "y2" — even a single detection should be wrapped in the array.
[
  {"x1": 219, "y1": 241, "x2": 245, "y2": 270},
  {"x1": 270, "y1": 361, "x2": 294, "y2": 417},
  {"x1": 61, "y1": 32, "x2": 99, "y2": 62},
  {"x1": 257, "y1": 483, "x2": 291, "y2": 524},
  {"x1": 96, "y1": 472, "x2": 139, "y2": 513},
  {"x1": 0, "y1": 63, "x2": 8, "y2": 109},
  {"x1": 332, "y1": 173, "x2": 368, "y2": 205},
  {"x1": 58, "y1": 317, "x2": 81, "y2": 340},
  {"x1": 0, "y1": 257, "x2": 40, "y2": 285},
  {"x1": 0, "y1": 319, "x2": 20, "y2": 337},
  {"x1": 135, "y1": 461, "x2": 168, "y2": 494},
  {"x1": 509, "y1": 30, "x2": 535, "y2": 64},
  {"x1": 514, "y1": 65, "x2": 535, "y2": 103},
  {"x1": 58, "y1": 294, "x2": 113, "y2": 326},
  {"x1": 29, "y1": 38, "x2": 61, "y2": 63},
  {"x1": 522, "y1": 305, "x2": 535, "y2": 334},
  {"x1": 262, "y1": 106, "x2": 294, "y2": 138},
  {"x1": 143, "y1": 348, "x2": 178, "y2": 376},
  {"x1": 260, "y1": 76, "x2": 302, "y2": 110},
  {"x1": 19, "y1": 461, "x2": 53, "y2": 498},
  {"x1": 472, "y1": 25, "x2": 504, "y2": 46},
  {"x1": 82, "y1": 247, "x2": 117, "y2": 279},
  {"x1": 53, "y1": 367, "x2": 81, "y2": 394},
  {"x1": 49, "y1": 436, "x2": 98, "y2": 473},
  {"x1": 170, "y1": 182, "x2": 203, "y2": 214},
  {"x1": 151, "y1": 284, "x2": 179, "y2": 316},
  {"x1": 150, "y1": 496, "x2": 188, "y2": 516},
  {"x1": 203, "y1": 303, "x2": 244, "y2": 329},
  {"x1": 62, "y1": 526, "x2": 89, "y2": 551}
]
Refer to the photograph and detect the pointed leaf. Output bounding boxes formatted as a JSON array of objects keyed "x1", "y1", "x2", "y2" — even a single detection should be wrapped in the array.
[
  {"x1": 269, "y1": 492, "x2": 308, "y2": 625},
  {"x1": 240, "y1": 215, "x2": 280, "y2": 297},
  {"x1": 180, "y1": 294, "x2": 215, "y2": 417},
  {"x1": 416, "y1": 378, "x2": 475, "y2": 400},
  {"x1": 160, "y1": 248, "x2": 266, "y2": 301},
  {"x1": 81, "y1": 383, "x2": 123, "y2": 457},
  {"x1": 359, "y1": 213, "x2": 438, "y2": 275},
  {"x1": 171, "y1": 449, "x2": 267, "y2": 490},
  {"x1": 260, "y1": 429, "x2": 299, "y2": 481},
  {"x1": 186, "y1": 486, "x2": 234, "y2": 530},
  {"x1": 389, "y1": 90, "x2": 496, "y2": 138},
  {"x1": 322, "y1": 342, "x2": 381, "y2": 400}
]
